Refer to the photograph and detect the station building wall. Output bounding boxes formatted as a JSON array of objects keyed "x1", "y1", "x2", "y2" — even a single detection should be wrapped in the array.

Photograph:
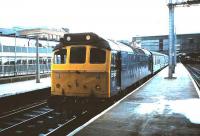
[{"x1": 132, "y1": 33, "x2": 200, "y2": 55}]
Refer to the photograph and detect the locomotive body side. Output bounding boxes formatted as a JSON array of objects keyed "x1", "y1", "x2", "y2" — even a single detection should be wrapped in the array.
[
  {"x1": 120, "y1": 49, "x2": 152, "y2": 90},
  {"x1": 109, "y1": 42, "x2": 152, "y2": 95}
]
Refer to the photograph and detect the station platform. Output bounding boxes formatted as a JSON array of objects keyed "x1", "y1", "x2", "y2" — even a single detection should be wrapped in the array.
[
  {"x1": 0, "y1": 77, "x2": 50, "y2": 98},
  {"x1": 70, "y1": 63, "x2": 200, "y2": 136}
]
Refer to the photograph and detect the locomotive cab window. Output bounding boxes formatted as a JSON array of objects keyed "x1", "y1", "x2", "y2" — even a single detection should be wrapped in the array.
[
  {"x1": 90, "y1": 48, "x2": 106, "y2": 64},
  {"x1": 54, "y1": 49, "x2": 67, "y2": 64},
  {"x1": 70, "y1": 47, "x2": 86, "y2": 63}
]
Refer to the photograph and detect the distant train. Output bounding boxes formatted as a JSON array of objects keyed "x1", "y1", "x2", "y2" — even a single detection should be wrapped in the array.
[
  {"x1": 48, "y1": 32, "x2": 168, "y2": 108},
  {"x1": 180, "y1": 54, "x2": 200, "y2": 64}
]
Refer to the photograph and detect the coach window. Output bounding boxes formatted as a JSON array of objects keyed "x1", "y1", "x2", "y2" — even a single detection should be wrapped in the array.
[
  {"x1": 22, "y1": 59, "x2": 27, "y2": 64},
  {"x1": 16, "y1": 47, "x2": 21, "y2": 52},
  {"x1": 17, "y1": 59, "x2": 21, "y2": 64},
  {"x1": 54, "y1": 49, "x2": 67, "y2": 64},
  {"x1": 10, "y1": 60, "x2": 15, "y2": 65},
  {"x1": 28, "y1": 59, "x2": 33, "y2": 64},
  {"x1": 90, "y1": 48, "x2": 106, "y2": 64},
  {"x1": 70, "y1": 47, "x2": 86, "y2": 63}
]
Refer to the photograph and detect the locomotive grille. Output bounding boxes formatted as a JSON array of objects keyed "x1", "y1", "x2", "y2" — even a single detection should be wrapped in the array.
[{"x1": 51, "y1": 71, "x2": 109, "y2": 98}]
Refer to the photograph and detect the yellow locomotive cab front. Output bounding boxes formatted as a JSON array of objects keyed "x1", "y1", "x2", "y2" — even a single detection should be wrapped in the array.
[{"x1": 51, "y1": 45, "x2": 111, "y2": 98}]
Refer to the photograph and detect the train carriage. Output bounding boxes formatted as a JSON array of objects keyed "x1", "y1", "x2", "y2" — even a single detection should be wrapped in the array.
[{"x1": 151, "y1": 51, "x2": 168, "y2": 73}]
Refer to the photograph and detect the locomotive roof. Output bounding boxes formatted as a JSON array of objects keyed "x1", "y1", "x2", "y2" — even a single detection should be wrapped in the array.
[
  {"x1": 54, "y1": 32, "x2": 110, "y2": 51},
  {"x1": 151, "y1": 51, "x2": 168, "y2": 56},
  {"x1": 140, "y1": 48, "x2": 152, "y2": 56},
  {"x1": 53, "y1": 32, "x2": 133, "y2": 52},
  {"x1": 107, "y1": 40, "x2": 133, "y2": 52}
]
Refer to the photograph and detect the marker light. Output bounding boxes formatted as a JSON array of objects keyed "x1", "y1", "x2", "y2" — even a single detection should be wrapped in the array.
[
  {"x1": 66, "y1": 36, "x2": 71, "y2": 41},
  {"x1": 56, "y1": 83, "x2": 61, "y2": 88},
  {"x1": 86, "y1": 35, "x2": 91, "y2": 40},
  {"x1": 96, "y1": 85, "x2": 100, "y2": 89}
]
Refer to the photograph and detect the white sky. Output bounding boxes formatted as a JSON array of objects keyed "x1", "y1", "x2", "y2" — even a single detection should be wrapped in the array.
[{"x1": 0, "y1": 0, "x2": 200, "y2": 40}]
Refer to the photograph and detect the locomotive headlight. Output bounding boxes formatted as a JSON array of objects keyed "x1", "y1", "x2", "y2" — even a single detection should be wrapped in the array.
[
  {"x1": 96, "y1": 85, "x2": 101, "y2": 89},
  {"x1": 66, "y1": 36, "x2": 71, "y2": 41},
  {"x1": 56, "y1": 83, "x2": 61, "y2": 88},
  {"x1": 86, "y1": 35, "x2": 91, "y2": 40}
]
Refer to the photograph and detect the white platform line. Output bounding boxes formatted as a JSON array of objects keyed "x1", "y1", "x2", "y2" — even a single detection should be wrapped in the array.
[{"x1": 67, "y1": 71, "x2": 160, "y2": 136}]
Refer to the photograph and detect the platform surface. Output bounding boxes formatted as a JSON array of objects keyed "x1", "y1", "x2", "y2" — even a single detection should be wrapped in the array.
[
  {"x1": 72, "y1": 63, "x2": 200, "y2": 136},
  {"x1": 0, "y1": 77, "x2": 50, "y2": 98}
]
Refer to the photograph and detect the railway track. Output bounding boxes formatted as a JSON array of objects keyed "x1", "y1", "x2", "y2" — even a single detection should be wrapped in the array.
[
  {"x1": 185, "y1": 64, "x2": 200, "y2": 88},
  {"x1": 0, "y1": 100, "x2": 47, "y2": 118},
  {"x1": 0, "y1": 69, "x2": 152, "y2": 135},
  {"x1": 0, "y1": 100, "x2": 96, "y2": 136},
  {"x1": 0, "y1": 100, "x2": 51, "y2": 135}
]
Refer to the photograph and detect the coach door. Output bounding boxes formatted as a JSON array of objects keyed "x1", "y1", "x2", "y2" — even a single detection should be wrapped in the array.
[
  {"x1": 110, "y1": 51, "x2": 121, "y2": 94},
  {"x1": 116, "y1": 52, "x2": 121, "y2": 89}
]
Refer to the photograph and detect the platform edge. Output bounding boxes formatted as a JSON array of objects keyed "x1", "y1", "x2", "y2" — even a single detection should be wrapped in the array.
[
  {"x1": 67, "y1": 71, "x2": 159, "y2": 136},
  {"x1": 181, "y1": 63, "x2": 200, "y2": 98}
]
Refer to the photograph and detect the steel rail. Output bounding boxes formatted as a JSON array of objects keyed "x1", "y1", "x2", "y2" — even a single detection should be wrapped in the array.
[
  {"x1": 0, "y1": 100, "x2": 47, "y2": 119},
  {"x1": 0, "y1": 109, "x2": 53, "y2": 133},
  {"x1": 45, "y1": 111, "x2": 88, "y2": 136},
  {"x1": 185, "y1": 64, "x2": 200, "y2": 88}
]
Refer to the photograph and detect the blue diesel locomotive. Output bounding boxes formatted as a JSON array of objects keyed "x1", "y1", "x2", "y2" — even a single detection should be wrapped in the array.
[{"x1": 48, "y1": 33, "x2": 168, "y2": 108}]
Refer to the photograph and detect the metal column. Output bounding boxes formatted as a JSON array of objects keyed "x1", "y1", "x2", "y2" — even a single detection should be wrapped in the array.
[
  {"x1": 14, "y1": 34, "x2": 17, "y2": 76},
  {"x1": 172, "y1": 31, "x2": 177, "y2": 73},
  {"x1": 36, "y1": 36, "x2": 40, "y2": 83},
  {"x1": 168, "y1": 1, "x2": 175, "y2": 78},
  {"x1": 0, "y1": 36, "x2": 4, "y2": 77}
]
